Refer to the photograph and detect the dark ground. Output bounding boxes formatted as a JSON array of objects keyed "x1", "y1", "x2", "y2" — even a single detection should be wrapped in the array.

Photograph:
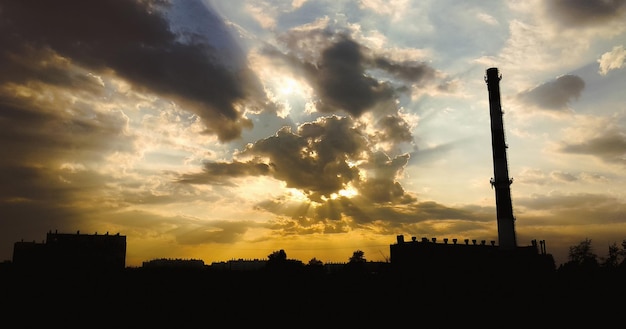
[{"x1": 1, "y1": 263, "x2": 624, "y2": 328}]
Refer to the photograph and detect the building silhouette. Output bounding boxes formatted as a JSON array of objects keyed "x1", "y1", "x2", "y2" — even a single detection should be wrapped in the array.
[
  {"x1": 390, "y1": 235, "x2": 554, "y2": 276},
  {"x1": 143, "y1": 258, "x2": 206, "y2": 269},
  {"x1": 12, "y1": 230, "x2": 126, "y2": 271},
  {"x1": 389, "y1": 68, "x2": 555, "y2": 275}
]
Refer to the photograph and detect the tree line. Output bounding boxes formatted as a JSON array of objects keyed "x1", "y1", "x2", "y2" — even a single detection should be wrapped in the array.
[
  {"x1": 558, "y1": 238, "x2": 626, "y2": 274},
  {"x1": 264, "y1": 238, "x2": 626, "y2": 276}
]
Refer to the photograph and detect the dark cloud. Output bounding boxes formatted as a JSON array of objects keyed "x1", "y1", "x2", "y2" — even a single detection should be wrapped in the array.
[
  {"x1": 0, "y1": 76, "x2": 136, "y2": 206},
  {"x1": 0, "y1": 46, "x2": 104, "y2": 94},
  {"x1": 0, "y1": 0, "x2": 264, "y2": 142},
  {"x1": 267, "y1": 31, "x2": 440, "y2": 117},
  {"x1": 327, "y1": 198, "x2": 488, "y2": 227},
  {"x1": 255, "y1": 194, "x2": 492, "y2": 236},
  {"x1": 371, "y1": 115, "x2": 415, "y2": 149},
  {"x1": 180, "y1": 115, "x2": 416, "y2": 204},
  {"x1": 517, "y1": 75, "x2": 585, "y2": 112},
  {"x1": 0, "y1": 82, "x2": 136, "y2": 166},
  {"x1": 559, "y1": 130, "x2": 626, "y2": 164},
  {"x1": 178, "y1": 160, "x2": 271, "y2": 185},
  {"x1": 239, "y1": 116, "x2": 367, "y2": 202},
  {"x1": 308, "y1": 36, "x2": 395, "y2": 117},
  {"x1": 180, "y1": 116, "x2": 366, "y2": 201},
  {"x1": 436, "y1": 79, "x2": 460, "y2": 93},
  {"x1": 355, "y1": 178, "x2": 409, "y2": 204},
  {"x1": 355, "y1": 151, "x2": 413, "y2": 203},
  {"x1": 546, "y1": 0, "x2": 626, "y2": 27},
  {"x1": 371, "y1": 57, "x2": 437, "y2": 83}
]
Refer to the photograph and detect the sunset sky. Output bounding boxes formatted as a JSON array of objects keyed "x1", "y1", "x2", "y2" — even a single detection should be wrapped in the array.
[{"x1": 1, "y1": 0, "x2": 625, "y2": 267}]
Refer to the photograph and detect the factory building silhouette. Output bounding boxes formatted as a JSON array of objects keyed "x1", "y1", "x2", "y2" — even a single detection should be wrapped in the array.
[
  {"x1": 8, "y1": 67, "x2": 554, "y2": 275},
  {"x1": 390, "y1": 67, "x2": 555, "y2": 275}
]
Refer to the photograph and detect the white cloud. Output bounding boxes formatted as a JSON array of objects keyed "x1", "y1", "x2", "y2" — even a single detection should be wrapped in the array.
[
  {"x1": 291, "y1": 0, "x2": 308, "y2": 9},
  {"x1": 598, "y1": 45, "x2": 626, "y2": 75},
  {"x1": 476, "y1": 12, "x2": 498, "y2": 26},
  {"x1": 60, "y1": 162, "x2": 87, "y2": 173},
  {"x1": 245, "y1": 2, "x2": 277, "y2": 29},
  {"x1": 359, "y1": 0, "x2": 410, "y2": 21}
]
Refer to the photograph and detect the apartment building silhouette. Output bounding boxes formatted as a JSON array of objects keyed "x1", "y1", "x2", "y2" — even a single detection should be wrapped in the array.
[{"x1": 12, "y1": 230, "x2": 126, "y2": 271}]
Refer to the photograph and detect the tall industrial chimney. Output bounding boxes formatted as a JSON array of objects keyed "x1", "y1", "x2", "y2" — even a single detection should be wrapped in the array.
[{"x1": 485, "y1": 67, "x2": 517, "y2": 249}]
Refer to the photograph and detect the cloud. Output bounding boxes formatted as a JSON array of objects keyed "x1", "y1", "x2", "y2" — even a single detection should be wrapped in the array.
[
  {"x1": 517, "y1": 168, "x2": 582, "y2": 185},
  {"x1": 291, "y1": 36, "x2": 394, "y2": 117},
  {"x1": 311, "y1": 36, "x2": 396, "y2": 117},
  {"x1": 0, "y1": 0, "x2": 265, "y2": 142},
  {"x1": 255, "y1": 194, "x2": 492, "y2": 234},
  {"x1": 598, "y1": 45, "x2": 626, "y2": 75},
  {"x1": 559, "y1": 129, "x2": 626, "y2": 165},
  {"x1": 476, "y1": 12, "x2": 499, "y2": 26},
  {"x1": 550, "y1": 171, "x2": 578, "y2": 182},
  {"x1": 266, "y1": 30, "x2": 440, "y2": 117},
  {"x1": 0, "y1": 62, "x2": 144, "y2": 212},
  {"x1": 179, "y1": 115, "x2": 417, "y2": 204},
  {"x1": 173, "y1": 220, "x2": 255, "y2": 245},
  {"x1": 215, "y1": 116, "x2": 368, "y2": 202},
  {"x1": 178, "y1": 160, "x2": 271, "y2": 185},
  {"x1": 516, "y1": 192, "x2": 626, "y2": 225},
  {"x1": 516, "y1": 168, "x2": 549, "y2": 186},
  {"x1": 371, "y1": 56, "x2": 437, "y2": 83},
  {"x1": 545, "y1": 0, "x2": 626, "y2": 28},
  {"x1": 369, "y1": 115, "x2": 416, "y2": 153},
  {"x1": 516, "y1": 75, "x2": 585, "y2": 112},
  {"x1": 354, "y1": 151, "x2": 412, "y2": 203},
  {"x1": 359, "y1": 0, "x2": 410, "y2": 19},
  {"x1": 485, "y1": 0, "x2": 625, "y2": 78}
]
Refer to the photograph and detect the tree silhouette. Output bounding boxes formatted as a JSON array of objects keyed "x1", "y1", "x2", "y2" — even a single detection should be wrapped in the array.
[
  {"x1": 348, "y1": 250, "x2": 366, "y2": 263},
  {"x1": 558, "y1": 238, "x2": 600, "y2": 277},
  {"x1": 265, "y1": 249, "x2": 303, "y2": 273},
  {"x1": 307, "y1": 257, "x2": 323, "y2": 266},
  {"x1": 620, "y1": 239, "x2": 626, "y2": 268},
  {"x1": 305, "y1": 257, "x2": 325, "y2": 275},
  {"x1": 567, "y1": 238, "x2": 598, "y2": 267},
  {"x1": 343, "y1": 250, "x2": 367, "y2": 276},
  {"x1": 602, "y1": 242, "x2": 621, "y2": 269},
  {"x1": 268, "y1": 249, "x2": 287, "y2": 262}
]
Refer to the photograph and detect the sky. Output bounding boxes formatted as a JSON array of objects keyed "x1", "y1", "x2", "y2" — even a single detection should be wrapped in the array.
[{"x1": 1, "y1": 0, "x2": 625, "y2": 268}]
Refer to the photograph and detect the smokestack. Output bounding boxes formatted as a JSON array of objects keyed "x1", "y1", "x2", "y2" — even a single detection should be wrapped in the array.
[{"x1": 485, "y1": 67, "x2": 517, "y2": 249}]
